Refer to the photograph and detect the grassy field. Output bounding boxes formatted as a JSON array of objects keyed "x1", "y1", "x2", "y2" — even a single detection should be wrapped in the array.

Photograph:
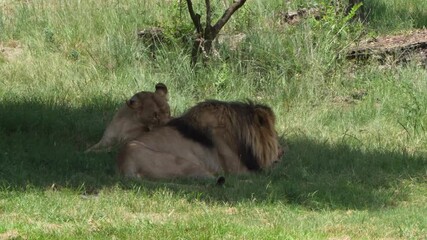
[{"x1": 1, "y1": 0, "x2": 426, "y2": 239}]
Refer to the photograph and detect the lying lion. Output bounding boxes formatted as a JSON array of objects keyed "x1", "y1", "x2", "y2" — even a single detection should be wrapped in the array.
[
  {"x1": 86, "y1": 83, "x2": 171, "y2": 153},
  {"x1": 117, "y1": 100, "x2": 283, "y2": 180}
]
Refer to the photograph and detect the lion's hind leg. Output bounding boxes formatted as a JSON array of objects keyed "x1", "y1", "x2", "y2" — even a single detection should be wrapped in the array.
[{"x1": 117, "y1": 141, "x2": 216, "y2": 180}]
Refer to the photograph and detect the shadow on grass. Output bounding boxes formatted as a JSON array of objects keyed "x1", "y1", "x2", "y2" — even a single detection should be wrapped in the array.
[
  {"x1": 0, "y1": 100, "x2": 426, "y2": 210},
  {"x1": 0, "y1": 100, "x2": 120, "y2": 189}
]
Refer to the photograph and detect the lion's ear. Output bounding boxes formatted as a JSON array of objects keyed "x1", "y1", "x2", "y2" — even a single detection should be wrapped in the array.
[
  {"x1": 254, "y1": 107, "x2": 274, "y2": 126},
  {"x1": 155, "y1": 83, "x2": 168, "y2": 97},
  {"x1": 255, "y1": 112, "x2": 265, "y2": 126}
]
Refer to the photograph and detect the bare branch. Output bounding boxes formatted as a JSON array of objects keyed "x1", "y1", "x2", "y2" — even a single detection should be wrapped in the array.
[
  {"x1": 213, "y1": 0, "x2": 247, "y2": 35},
  {"x1": 185, "y1": 0, "x2": 203, "y2": 34}
]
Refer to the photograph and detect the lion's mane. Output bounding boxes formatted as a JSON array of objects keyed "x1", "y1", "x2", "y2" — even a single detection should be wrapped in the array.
[{"x1": 168, "y1": 100, "x2": 280, "y2": 171}]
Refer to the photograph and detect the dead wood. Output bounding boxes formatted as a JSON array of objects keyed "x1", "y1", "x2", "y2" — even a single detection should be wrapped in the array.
[
  {"x1": 280, "y1": 7, "x2": 323, "y2": 25},
  {"x1": 347, "y1": 29, "x2": 427, "y2": 64}
]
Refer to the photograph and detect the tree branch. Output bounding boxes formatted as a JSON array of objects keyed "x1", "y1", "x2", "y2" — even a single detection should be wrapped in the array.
[
  {"x1": 185, "y1": 0, "x2": 203, "y2": 34},
  {"x1": 205, "y1": 0, "x2": 212, "y2": 28},
  {"x1": 212, "y1": 0, "x2": 247, "y2": 35}
]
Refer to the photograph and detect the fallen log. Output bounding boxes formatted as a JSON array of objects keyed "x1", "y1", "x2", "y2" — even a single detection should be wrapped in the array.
[{"x1": 347, "y1": 29, "x2": 427, "y2": 64}]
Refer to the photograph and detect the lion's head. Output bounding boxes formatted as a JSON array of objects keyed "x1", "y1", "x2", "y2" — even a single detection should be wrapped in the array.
[
  {"x1": 179, "y1": 100, "x2": 281, "y2": 171},
  {"x1": 125, "y1": 83, "x2": 171, "y2": 129},
  {"x1": 86, "y1": 83, "x2": 171, "y2": 153}
]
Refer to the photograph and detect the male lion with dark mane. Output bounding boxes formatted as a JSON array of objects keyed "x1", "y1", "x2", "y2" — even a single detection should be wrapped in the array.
[
  {"x1": 86, "y1": 83, "x2": 171, "y2": 153},
  {"x1": 117, "y1": 100, "x2": 283, "y2": 180}
]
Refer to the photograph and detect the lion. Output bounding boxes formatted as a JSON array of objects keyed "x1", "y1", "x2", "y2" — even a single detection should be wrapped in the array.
[
  {"x1": 85, "y1": 83, "x2": 171, "y2": 153},
  {"x1": 117, "y1": 100, "x2": 283, "y2": 181}
]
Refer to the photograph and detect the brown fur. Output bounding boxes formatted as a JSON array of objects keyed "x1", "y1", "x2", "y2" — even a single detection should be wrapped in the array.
[
  {"x1": 117, "y1": 100, "x2": 282, "y2": 179},
  {"x1": 86, "y1": 83, "x2": 171, "y2": 153}
]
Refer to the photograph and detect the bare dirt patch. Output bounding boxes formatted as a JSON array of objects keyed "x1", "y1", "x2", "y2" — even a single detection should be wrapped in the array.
[
  {"x1": 0, "y1": 40, "x2": 24, "y2": 62},
  {"x1": 0, "y1": 230, "x2": 23, "y2": 240}
]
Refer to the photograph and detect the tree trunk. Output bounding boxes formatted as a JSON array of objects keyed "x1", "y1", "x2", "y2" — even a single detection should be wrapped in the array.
[{"x1": 186, "y1": 0, "x2": 247, "y2": 66}]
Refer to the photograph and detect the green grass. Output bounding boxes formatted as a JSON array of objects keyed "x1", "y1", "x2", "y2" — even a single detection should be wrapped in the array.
[
  {"x1": 364, "y1": 0, "x2": 427, "y2": 32},
  {"x1": 1, "y1": 0, "x2": 426, "y2": 239}
]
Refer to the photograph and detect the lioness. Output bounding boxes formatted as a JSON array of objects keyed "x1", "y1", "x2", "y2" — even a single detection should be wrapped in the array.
[
  {"x1": 117, "y1": 100, "x2": 282, "y2": 179},
  {"x1": 86, "y1": 83, "x2": 171, "y2": 153}
]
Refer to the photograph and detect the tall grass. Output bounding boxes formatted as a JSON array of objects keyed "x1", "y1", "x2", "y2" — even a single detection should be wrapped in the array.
[
  {"x1": 364, "y1": 0, "x2": 427, "y2": 31},
  {"x1": 1, "y1": 0, "x2": 426, "y2": 239}
]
